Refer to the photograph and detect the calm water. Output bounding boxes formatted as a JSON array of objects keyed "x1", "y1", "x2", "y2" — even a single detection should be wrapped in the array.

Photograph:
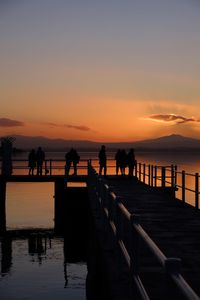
[{"x1": 0, "y1": 237, "x2": 87, "y2": 300}]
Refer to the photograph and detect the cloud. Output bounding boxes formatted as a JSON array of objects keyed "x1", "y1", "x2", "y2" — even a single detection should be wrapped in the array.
[
  {"x1": 143, "y1": 114, "x2": 200, "y2": 125},
  {"x1": 64, "y1": 124, "x2": 91, "y2": 131},
  {"x1": 44, "y1": 122, "x2": 91, "y2": 131},
  {"x1": 0, "y1": 118, "x2": 24, "y2": 127},
  {"x1": 45, "y1": 122, "x2": 59, "y2": 127}
]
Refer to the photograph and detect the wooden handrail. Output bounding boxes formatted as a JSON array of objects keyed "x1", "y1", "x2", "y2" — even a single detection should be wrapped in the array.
[{"x1": 88, "y1": 163, "x2": 200, "y2": 300}]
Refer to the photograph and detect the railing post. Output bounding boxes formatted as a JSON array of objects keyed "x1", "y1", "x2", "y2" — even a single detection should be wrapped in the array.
[
  {"x1": 130, "y1": 214, "x2": 140, "y2": 276},
  {"x1": 135, "y1": 160, "x2": 138, "y2": 178},
  {"x1": 45, "y1": 160, "x2": 47, "y2": 175},
  {"x1": 165, "y1": 258, "x2": 182, "y2": 300},
  {"x1": 161, "y1": 167, "x2": 166, "y2": 187},
  {"x1": 139, "y1": 163, "x2": 141, "y2": 181},
  {"x1": 50, "y1": 159, "x2": 52, "y2": 176},
  {"x1": 103, "y1": 184, "x2": 109, "y2": 209},
  {"x1": 151, "y1": 165, "x2": 154, "y2": 186},
  {"x1": 143, "y1": 163, "x2": 146, "y2": 183},
  {"x1": 174, "y1": 165, "x2": 177, "y2": 186},
  {"x1": 154, "y1": 165, "x2": 157, "y2": 187},
  {"x1": 148, "y1": 165, "x2": 151, "y2": 186},
  {"x1": 182, "y1": 171, "x2": 185, "y2": 203},
  {"x1": 171, "y1": 165, "x2": 174, "y2": 187},
  {"x1": 195, "y1": 173, "x2": 199, "y2": 209}
]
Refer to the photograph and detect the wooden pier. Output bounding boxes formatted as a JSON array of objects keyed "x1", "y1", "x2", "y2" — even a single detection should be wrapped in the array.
[
  {"x1": 104, "y1": 177, "x2": 200, "y2": 299},
  {"x1": 0, "y1": 159, "x2": 200, "y2": 299}
]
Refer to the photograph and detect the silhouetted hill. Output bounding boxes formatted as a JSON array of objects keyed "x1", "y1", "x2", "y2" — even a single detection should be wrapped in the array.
[
  {"x1": 132, "y1": 134, "x2": 200, "y2": 150},
  {"x1": 10, "y1": 135, "x2": 98, "y2": 150},
  {"x1": 1, "y1": 134, "x2": 200, "y2": 151}
]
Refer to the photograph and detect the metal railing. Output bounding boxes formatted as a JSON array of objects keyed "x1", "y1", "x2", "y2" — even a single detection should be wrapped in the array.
[{"x1": 87, "y1": 162, "x2": 200, "y2": 300}]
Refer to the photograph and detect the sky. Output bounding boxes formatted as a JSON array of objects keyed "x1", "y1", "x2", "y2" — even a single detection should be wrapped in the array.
[{"x1": 0, "y1": 0, "x2": 200, "y2": 142}]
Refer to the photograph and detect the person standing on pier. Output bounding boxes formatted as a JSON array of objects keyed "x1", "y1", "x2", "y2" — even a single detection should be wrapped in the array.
[
  {"x1": 127, "y1": 148, "x2": 136, "y2": 178},
  {"x1": 98, "y1": 145, "x2": 107, "y2": 176},
  {"x1": 71, "y1": 148, "x2": 80, "y2": 176},
  {"x1": 36, "y1": 147, "x2": 45, "y2": 175},
  {"x1": 65, "y1": 148, "x2": 80, "y2": 176},
  {"x1": 65, "y1": 149, "x2": 72, "y2": 176},
  {"x1": 119, "y1": 149, "x2": 127, "y2": 176},
  {"x1": 28, "y1": 149, "x2": 36, "y2": 175},
  {"x1": 115, "y1": 149, "x2": 121, "y2": 175}
]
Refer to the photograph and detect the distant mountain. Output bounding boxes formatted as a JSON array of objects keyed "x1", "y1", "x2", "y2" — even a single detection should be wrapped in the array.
[
  {"x1": 1, "y1": 134, "x2": 200, "y2": 151},
  {"x1": 132, "y1": 134, "x2": 200, "y2": 150},
  {"x1": 9, "y1": 135, "x2": 99, "y2": 150}
]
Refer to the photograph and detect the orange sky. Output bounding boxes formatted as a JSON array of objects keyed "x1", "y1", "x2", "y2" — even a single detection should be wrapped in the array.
[{"x1": 1, "y1": 1, "x2": 200, "y2": 142}]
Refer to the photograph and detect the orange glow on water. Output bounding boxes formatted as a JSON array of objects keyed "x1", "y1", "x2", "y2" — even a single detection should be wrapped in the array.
[{"x1": 6, "y1": 183, "x2": 54, "y2": 229}]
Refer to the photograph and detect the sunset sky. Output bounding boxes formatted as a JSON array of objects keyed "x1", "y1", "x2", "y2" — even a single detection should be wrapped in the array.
[{"x1": 1, "y1": 0, "x2": 200, "y2": 142}]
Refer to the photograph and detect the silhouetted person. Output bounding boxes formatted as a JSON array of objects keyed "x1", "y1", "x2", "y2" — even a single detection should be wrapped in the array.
[
  {"x1": 71, "y1": 148, "x2": 80, "y2": 175},
  {"x1": 65, "y1": 149, "x2": 72, "y2": 176},
  {"x1": 120, "y1": 149, "x2": 127, "y2": 176},
  {"x1": 65, "y1": 148, "x2": 80, "y2": 175},
  {"x1": 98, "y1": 145, "x2": 107, "y2": 176},
  {"x1": 36, "y1": 147, "x2": 45, "y2": 175},
  {"x1": 28, "y1": 149, "x2": 36, "y2": 175},
  {"x1": 115, "y1": 149, "x2": 121, "y2": 175},
  {"x1": 127, "y1": 148, "x2": 136, "y2": 178}
]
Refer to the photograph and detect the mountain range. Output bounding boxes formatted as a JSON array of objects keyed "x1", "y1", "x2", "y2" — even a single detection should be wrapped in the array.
[{"x1": 2, "y1": 134, "x2": 200, "y2": 151}]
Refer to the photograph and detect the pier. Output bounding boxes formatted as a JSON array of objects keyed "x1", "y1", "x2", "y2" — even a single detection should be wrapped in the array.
[{"x1": 0, "y1": 159, "x2": 200, "y2": 299}]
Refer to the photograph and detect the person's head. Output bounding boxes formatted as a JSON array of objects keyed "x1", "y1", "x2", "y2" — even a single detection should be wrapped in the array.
[{"x1": 101, "y1": 145, "x2": 106, "y2": 150}]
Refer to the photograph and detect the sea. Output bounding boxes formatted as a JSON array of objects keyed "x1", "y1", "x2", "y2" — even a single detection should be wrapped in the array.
[{"x1": 1, "y1": 150, "x2": 200, "y2": 299}]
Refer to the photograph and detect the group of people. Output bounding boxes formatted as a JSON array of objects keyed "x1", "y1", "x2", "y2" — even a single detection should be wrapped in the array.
[
  {"x1": 28, "y1": 147, "x2": 45, "y2": 176},
  {"x1": 115, "y1": 148, "x2": 136, "y2": 177},
  {"x1": 28, "y1": 145, "x2": 136, "y2": 177},
  {"x1": 99, "y1": 145, "x2": 136, "y2": 177},
  {"x1": 28, "y1": 147, "x2": 80, "y2": 176}
]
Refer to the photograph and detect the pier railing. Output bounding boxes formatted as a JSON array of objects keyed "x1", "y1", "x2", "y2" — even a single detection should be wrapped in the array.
[
  {"x1": 1, "y1": 158, "x2": 200, "y2": 209},
  {"x1": 0, "y1": 159, "x2": 89, "y2": 176},
  {"x1": 87, "y1": 162, "x2": 200, "y2": 300},
  {"x1": 135, "y1": 162, "x2": 177, "y2": 188},
  {"x1": 135, "y1": 162, "x2": 200, "y2": 209}
]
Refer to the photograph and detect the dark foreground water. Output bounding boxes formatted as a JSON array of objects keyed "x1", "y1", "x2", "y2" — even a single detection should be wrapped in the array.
[{"x1": 0, "y1": 236, "x2": 87, "y2": 300}]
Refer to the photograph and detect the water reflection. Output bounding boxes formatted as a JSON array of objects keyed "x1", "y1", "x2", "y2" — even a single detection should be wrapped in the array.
[
  {"x1": 28, "y1": 234, "x2": 51, "y2": 265},
  {"x1": 1, "y1": 237, "x2": 12, "y2": 276},
  {"x1": 0, "y1": 234, "x2": 87, "y2": 300}
]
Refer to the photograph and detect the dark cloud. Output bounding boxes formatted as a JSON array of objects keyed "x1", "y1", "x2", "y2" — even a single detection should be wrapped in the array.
[
  {"x1": 45, "y1": 122, "x2": 59, "y2": 127},
  {"x1": 64, "y1": 124, "x2": 91, "y2": 131},
  {"x1": 45, "y1": 122, "x2": 91, "y2": 131},
  {"x1": 0, "y1": 118, "x2": 24, "y2": 127},
  {"x1": 145, "y1": 114, "x2": 200, "y2": 124}
]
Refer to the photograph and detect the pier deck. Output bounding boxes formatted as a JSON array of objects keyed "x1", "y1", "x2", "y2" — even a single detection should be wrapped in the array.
[{"x1": 103, "y1": 176, "x2": 200, "y2": 297}]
